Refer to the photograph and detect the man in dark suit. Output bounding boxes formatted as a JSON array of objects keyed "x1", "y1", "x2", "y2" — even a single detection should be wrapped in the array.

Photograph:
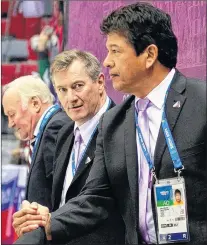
[
  {"x1": 13, "y1": 50, "x2": 125, "y2": 244},
  {"x1": 2, "y1": 75, "x2": 69, "y2": 218},
  {"x1": 12, "y1": 3, "x2": 206, "y2": 245}
]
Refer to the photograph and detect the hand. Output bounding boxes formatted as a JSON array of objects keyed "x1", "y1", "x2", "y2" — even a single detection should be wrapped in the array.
[
  {"x1": 12, "y1": 200, "x2": 47, "y2": 237},
  {"x1": 37, "y1": 26, "x2": 53, "y2": 52},
  {"x1": 34, "y1": 203, "x2": 52, "y2": 241}
]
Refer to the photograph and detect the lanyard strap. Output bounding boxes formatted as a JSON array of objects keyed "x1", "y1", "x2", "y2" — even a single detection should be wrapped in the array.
[
  {"x1": 71, "y1": 98, "x2": 112, "y2": 177},
  {"x1": 135, "y1": 84, "x2": 183, "y2": 174},
  {"x1": 32, "y1": 104, "x2": 60, "y2": 159}
]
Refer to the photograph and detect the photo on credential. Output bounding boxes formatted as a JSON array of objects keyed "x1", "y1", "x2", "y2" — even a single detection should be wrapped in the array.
[{"x1": 173, "y1": 188, "x2": 184, "y2": 206}]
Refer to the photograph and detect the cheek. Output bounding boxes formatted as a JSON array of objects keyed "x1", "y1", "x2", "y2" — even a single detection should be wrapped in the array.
[
  {"x1": 59, "y1": 94, "x2": 68, "y2": 108},
  {"x1": 82, "y1": 97, "x2": 95, "y2": 112}
]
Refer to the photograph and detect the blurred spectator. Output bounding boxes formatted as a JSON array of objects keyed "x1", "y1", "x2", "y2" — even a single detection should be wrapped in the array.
[
  {"x1": 30, "y1": 0, "x2": 64, "y2": 102},
  {"x1": 14, "y1": 0, "x2": 44, "y2": 18}
]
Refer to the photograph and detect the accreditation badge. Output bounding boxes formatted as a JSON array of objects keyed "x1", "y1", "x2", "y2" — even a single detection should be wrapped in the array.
[{"x1": 154, "y1": 177, "x2": 190, "y2": 244}]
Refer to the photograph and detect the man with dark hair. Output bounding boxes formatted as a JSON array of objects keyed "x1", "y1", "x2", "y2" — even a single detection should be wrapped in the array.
[{"x1": 13, "y1": 3, "x2": 206, "y2": 245}]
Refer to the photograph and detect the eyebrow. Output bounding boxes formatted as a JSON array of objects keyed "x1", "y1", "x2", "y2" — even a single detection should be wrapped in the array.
[{"x1": 107, "y1": 44, "x2": 120, "y2": 48}]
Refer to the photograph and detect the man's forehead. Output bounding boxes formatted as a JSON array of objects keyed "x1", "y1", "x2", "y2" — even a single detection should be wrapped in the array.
[
  {"x1": 3, "y1": 88, "x2": 20, "y2": 105},
  {"x1": 106, "y1": 33, "x2": 127, "y2": 46},
  {"x1": 55, "y1": 62, "x2": 90, "y2": 86},
  {"x1": 68, "y1": 60, "x2": 86, "y2": 74}
]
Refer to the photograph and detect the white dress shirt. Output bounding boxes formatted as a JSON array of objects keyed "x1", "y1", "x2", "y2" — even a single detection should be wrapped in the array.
[
  {"x1": 59, "y1": 96, "x2": 110, "y2": 207},
  {"x1": 135, "y1": 68, "x2": 176, "y2": 243}
]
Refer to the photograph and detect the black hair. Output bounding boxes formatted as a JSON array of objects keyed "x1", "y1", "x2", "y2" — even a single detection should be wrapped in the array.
[
  {"x1": 175, "y1": 189, "x2": 181, "y2": 196},
  {"x1": 100, "y1": 2, "x2": 178, "y2": 68}
]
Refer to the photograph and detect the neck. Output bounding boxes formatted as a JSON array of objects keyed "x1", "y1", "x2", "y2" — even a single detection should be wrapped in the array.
[
  {"x1": 98, "y1": 92, "x2": 107, "y2": 110},
  {"x1": 134, "y1": 65, "x2": 171, "y2": 98},
  {"x1": 37, "y1": 103, "x2": 52, "y2": 122},
  {"x1": 29, "y1": 103, "x2": 52, "y2": 139}
]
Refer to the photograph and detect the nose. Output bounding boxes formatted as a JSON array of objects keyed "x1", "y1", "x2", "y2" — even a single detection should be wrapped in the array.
[
  {"x1": 103, "y1": 53, "x2": 114, "y2": 68},
  {"x1": 66, "y1": 89, "x2": 78, "y2": 103}
]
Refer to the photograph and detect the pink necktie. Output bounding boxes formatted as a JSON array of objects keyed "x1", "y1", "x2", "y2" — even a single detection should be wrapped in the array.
[{"x1": 137, "y1": 99, "x2": 150, "y2": 243}]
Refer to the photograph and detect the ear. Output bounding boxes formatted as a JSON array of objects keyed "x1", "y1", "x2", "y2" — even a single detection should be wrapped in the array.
[
  {"x1": 97, "y1": 73, "x2": 105, "y2": 92},
  {"x1": 145, "y1": 44, "x2": 158, "y2": 69},
  {"x1": 29, "y1": 96, "x2": 41, "y2": 113}
]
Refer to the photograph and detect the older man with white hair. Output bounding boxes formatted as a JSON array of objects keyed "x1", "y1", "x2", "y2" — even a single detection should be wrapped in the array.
[{"x1": 2, "y1": 75, "x2": 69, "y2": 212}]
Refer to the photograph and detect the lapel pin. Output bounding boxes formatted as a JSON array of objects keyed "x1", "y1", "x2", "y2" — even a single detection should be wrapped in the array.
[
  {"x1": 85, "y1": 156, "x2": 91, "y2": 164},
  {"x1": 173, "y1": 101, "x2": 181, "y2": 108}
]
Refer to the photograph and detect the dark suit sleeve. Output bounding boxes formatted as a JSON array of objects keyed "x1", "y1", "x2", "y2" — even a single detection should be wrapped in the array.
[
  {"x1": 43, "y1": 114, "x2": 69, "y2": 178},
  {"x1": 50, "y1": 116, "x2": 115, "y2": 244},
  {"x1": 13, "y1": 227, "x2": 46, "y2": 244}
]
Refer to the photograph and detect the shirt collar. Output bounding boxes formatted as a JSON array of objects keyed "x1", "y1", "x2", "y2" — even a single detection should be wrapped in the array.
[
  {"x1": 74, "y1": 96, "x2": 110, "y2": 146},
  {"x1": 33, "y1": 105, "x2": 54, "y2": 137},
  {"x1": 135, "y1": 68, "x2": 176, "y2": 110}
]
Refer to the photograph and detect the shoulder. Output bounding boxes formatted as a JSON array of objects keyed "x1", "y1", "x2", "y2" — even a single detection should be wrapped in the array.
[
  {"x1": 183, "y1": 74, "x2": 206, "y2": 107},
  {"x1": 40, "y1": 109, "x2": 70, "y2": 144},
  {"x1": 186, "y1": 77, "x2": 206, "y2": 98},
  {"x1": 56, "y1": 120, "x2": 74, "y2": 141},
  {"x1": 44, "y1": 109, "x2": 70, "y2": 133},
  {"x1": 176, "y1": 71, "x2": 206, "y2": 98},
  {"x1": 100, "y1": 95, "x2": 135, "y2": 128},
  {"x1": 47, "y1": 109, "x2": 70, "y2": 127}
]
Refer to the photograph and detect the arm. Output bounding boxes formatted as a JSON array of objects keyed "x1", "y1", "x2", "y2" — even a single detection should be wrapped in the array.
[
  {"x1": 14, "y1": 116, "x2": 116, "y2": 244},
  {"x1": 43, "y1": 113, "x2": 70, "y2": 177},
  {"x1": 49, "y1": 116, "x2": 115, "y2": 243}
]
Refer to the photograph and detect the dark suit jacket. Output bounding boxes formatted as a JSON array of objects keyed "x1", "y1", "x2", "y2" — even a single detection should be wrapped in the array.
[
  {"x1": 26, "y1": 108, "x2": 70, "y2": 211},
  {"x1": 49, "y1": 100, "x2": 125, "y2": 244},
  {"x1": 15, "y1": 71, "x2": 206, "y2": 245},
  {"x1": 15, "y1": 99, "x2": 125, "y2": 244}
]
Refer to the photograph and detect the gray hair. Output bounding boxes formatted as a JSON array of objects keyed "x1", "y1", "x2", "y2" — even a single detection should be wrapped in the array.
[
  {"x1": 3, "y1": 75, "x2": 54, "y2": 109},
  {"x1": 50, "y1": 49, "x2": 102, "y2": 84}
]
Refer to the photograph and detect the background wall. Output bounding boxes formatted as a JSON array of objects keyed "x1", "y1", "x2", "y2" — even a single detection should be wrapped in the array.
[{"x1": 67, "y1": 0, "x2": 206, "y2": 103}]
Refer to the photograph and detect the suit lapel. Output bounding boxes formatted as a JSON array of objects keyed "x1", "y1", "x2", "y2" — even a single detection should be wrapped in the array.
[
  {"x1": 154, "y1": 71, "x2": 187, "y2": 172},
  {"x1": 69, "y1": 130, "x2": 98, "y2": 187},
  {"x1": 25, "y1": 128, "x2": 46, "y2": 198},
  {"x1": 52, "y1": 129, "x2": 74, "y2": 209},
  {"x1": 124, "y1": 99, "x2": 138, "y2": 227},
  {"x1": 66, "y1": 98, "x2": 115, "y2": 194},
  {"x1": 26, "y1": 108, "x2": 61, "y2": 197}
]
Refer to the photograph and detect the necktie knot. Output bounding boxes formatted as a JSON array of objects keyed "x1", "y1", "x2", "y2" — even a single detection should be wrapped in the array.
[
  {"x1": 137, "y1": 99, "x2": 150, "y2": 112},
  {"x1": 30, "y1": 137, "x2": 36, "y2": 147}
]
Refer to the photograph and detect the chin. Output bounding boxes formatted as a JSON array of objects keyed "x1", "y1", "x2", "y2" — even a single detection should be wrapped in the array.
[
  {"x1": 113, "y1": 83, "x2": 123, "y2": 92},
  {"x1": 19, "y1": 133, "x2": 30, "y2": 141},
  {"x1": 113, "y1": 84, "x2": 129, "y2": 94}
]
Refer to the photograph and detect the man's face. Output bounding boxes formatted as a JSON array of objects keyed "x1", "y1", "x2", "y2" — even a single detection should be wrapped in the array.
[
  {"x1": 103, "y1": 32, "x2": 147, "y2": 94},
  {"x1": 175, "y1": 193, "x2": 181, "y2": 202},
  {"x1": 54, "y1": 60, "x2": 105, "y2": 125},
  {"x1": 2, "y1": 89, "x2": 37, "y2": 140}
]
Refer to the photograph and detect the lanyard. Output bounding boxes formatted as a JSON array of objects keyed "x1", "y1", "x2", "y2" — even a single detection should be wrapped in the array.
[
  {"x1": 32, "y1": 104, "x2": 60, "y2": 160},
  {"x1": 71, "y1": 98, "x2": 112, "y2": 177},
  {"x1": 71, "y1": 125, "x2": 97, "y2": 177},
  {"x1": 135, "y1": 83, "x2": 184, "y2": 179}
]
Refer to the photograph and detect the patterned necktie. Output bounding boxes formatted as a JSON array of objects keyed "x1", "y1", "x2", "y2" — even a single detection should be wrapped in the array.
[
  {"x1": 73, "y1": 128, "x2": 82, "y2": 173},
  {"x1": 137, "y1": 98, "x2": 151, "y2": 243},
  {"x1": 28, "y1": 137, "x2": 36, "y2": 167}
]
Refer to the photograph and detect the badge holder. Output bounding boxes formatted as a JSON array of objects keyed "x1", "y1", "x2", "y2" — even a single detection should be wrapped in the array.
[{"x1": 153, "y1": 168, "x2": 190, "y2": 244}]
